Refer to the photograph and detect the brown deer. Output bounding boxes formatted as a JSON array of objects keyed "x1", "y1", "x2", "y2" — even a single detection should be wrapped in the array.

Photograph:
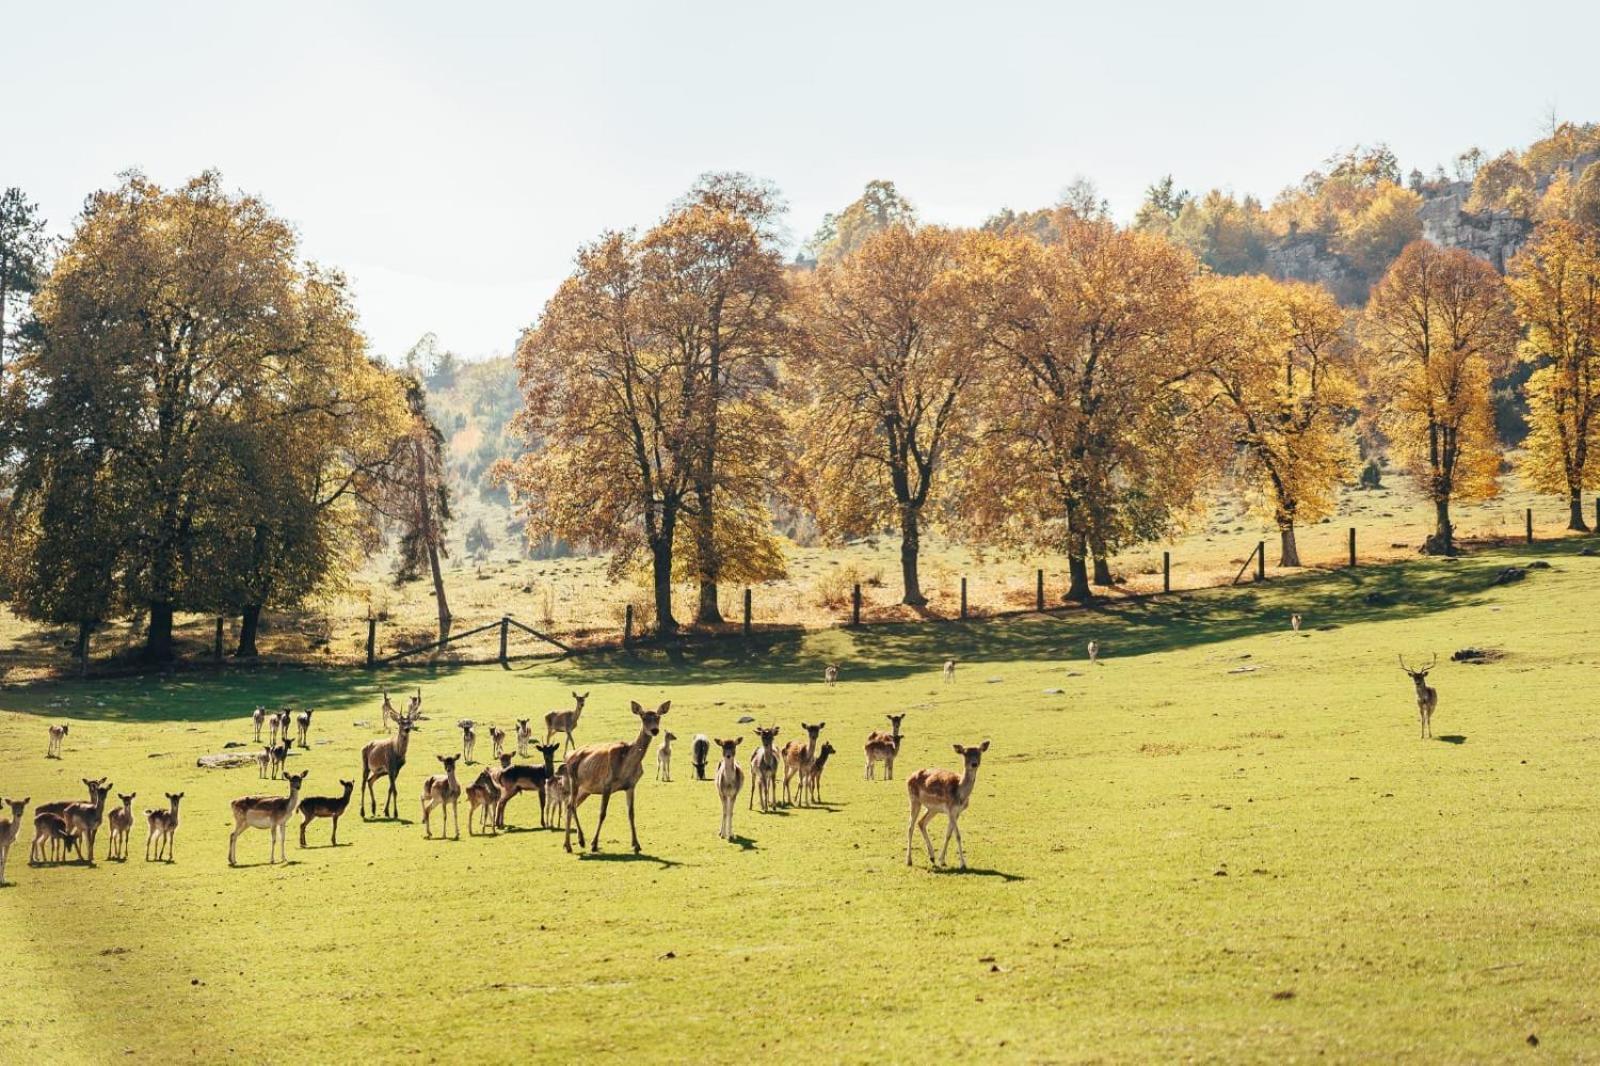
[
  {"x1": 0, "y1": 798, "x2": 29, "y2": 885},
  {"x1": 543, "y1": 764, "x2": 570, "y2": 828},
  {"x1": 47, "y1": 723, "x2": 68, "y2": 759},
  {"x1": 748, "y1": 726, "x2": 780, "y2": 812},
  {"x1": 865, "y1": 714, "x2": 907, "y2": 780},
  {"x1": 656, "y1": 731, "x2": 677, "y2": 782},
  {"x1": 267, "y1": 709, "x2": 283, "y2": 747},
  {"x1": 823, "y1": 663, "x2": 839, "y2": 687},
  {"x1": 269, "y1": 740, "x2": 290, "y2": 780},
  {"x1": 459, "y1": 720, "x2": 477, "y2": 764},
  {"x1": 781, "y1": 722, "x2": 824, "y2": 806},
  {"x1": 942, "y1": 659, "x2": 956, "y2": 684},
  {"x1": 252, "y1": 706, "x2": 267, "y2": 742},
  {"x1": 714, "y1": 737, "x2": 744, "y2": 840},
  {"x1": 298, "y1": 780, "x2": 354, "y2": 847},
  {"x1": 61, "y1": 778, "x2": 111, "y2": 863},
  {"x1": 488, "y1": 725, "x2": 508, "y2": 761},
  {"x1": 106, "y1": 792, "x2": 136, "y2": 861},
  {"x1": 420, "y1": 754, "x2": 463, "y2": 840},
  {"x1": 31, "y1": 813, "x2": 78, "y2": 864},
  {"x1": 906, "y1": 741, "x2": 989, "y2": 869},
  {"x1": 229, "y1": 771, "x2": 308, "y2": 865},
  {"x1": 35, "y1": 777, "x2": 105, "y2": 826},
  {"x1": 491, "y1": 743, "x2": 562, "y2": 829},
  {"x1": 515, "y1": 719, "x2": 533, "y2": 759},
  {"x1": 691, "y1": 735, "x2": 711, "y2": 781},
  {"x1": 800, "y1": 741, "x2": 836, "y2": 805},
  {"x1": 255, "y1": 745, "x2": 271, "y2": 778},
  {"x1": 561, "y1": 700, "x2": 668, "y2": 854},
  {"x1": 1399, "y1": 654, "x2": 1439, "y2": 739},
  {"x1": 1291, "y1": 613, "x2": 1303, "y2": 633},
  {"x1": 296, "y1": 709, "x2": 314, "y2": 749},
  {"x1": 361, "y1": 713, "x2": 418, "y2": 819},
  {"x1": 381, "y1": 691, "x2": 401, "y2": 733},
  {"x1": 545, "y1": 691, "x2": 590, "y2": 754},
  {"x1": 466, "y1": 769, "x2": 502, "y2": 835},
  {"x1": 1087, "y1": 640, "x2": 1100, "y2": 665},
  {"x1": 144, "y1": 793, "x2": 183, "y2": 862}
]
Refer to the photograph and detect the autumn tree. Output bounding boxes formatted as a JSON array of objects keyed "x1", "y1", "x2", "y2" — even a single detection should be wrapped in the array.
[
  {"x1": 1198, "y1": 275, "x2": 1358, "y2": 566},
  {"x1": 1507, "y1": 221, "x2": 1600, "y2": 529},
  {"x1": 368, "y1": 372, "x2": 454, "y2": 641},
  {"x1": 788, "y1": 224, "x2": 985, "y2": 606},
  {"x1": 0, "y1": 186, "x2": 49, "y2": 376},
  {"x1": 807, "y1": 180, "x2": 915, "y2": 265},
  {"x1": 1361, "y1": 241, "x2": 1517, "y2": 554},
  {"x1": 960, "y1": 217, "x2": 1215, "y2": 600}
]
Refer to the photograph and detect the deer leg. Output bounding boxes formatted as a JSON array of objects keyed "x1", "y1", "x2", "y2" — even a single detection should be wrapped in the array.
[
  {"x1": 939, "y1": 816, "x2": 957, "y2": 866},
  {"x1": 918, "y1": 810, "x2": 938, "y2": 865},
  {"x1": 886, "y1": 756, "x2": 894, "y2": 781},
  {"x1": 422, "y1": 797, "x2": 433, "y2": 838},
  {"x1": 166, "y1": 831, "x2": 175, "y2": 863},
  {"x1": 451, "y1": 797, "x2": 460, "y2": 840},
  {"x1": 627, "y1": 787, "x2": 641, "y2": 853},
  {"x1": 906, "y1": 797, "x2": 921, "y2": 865},
  {"x1": 590, "y1": 791, "x2": 612, "y2": 853}
]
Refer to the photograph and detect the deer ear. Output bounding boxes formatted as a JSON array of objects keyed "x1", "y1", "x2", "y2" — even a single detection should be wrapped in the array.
[
  {"x1": 953, "y1": 744, "x2": 966, "y2": 755},
  {"x1": 657, "y1": 701, "x2": 671, "y2": 714},
  {"x1": 631, "y1": 701, "x2": 643, "y2": 716},
  {"x1": 980, "y1": 740, "x2": 990, "y2": 752}
]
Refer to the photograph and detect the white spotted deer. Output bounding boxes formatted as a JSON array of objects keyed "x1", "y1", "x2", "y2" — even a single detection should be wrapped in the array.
[
  {"x1": 361, "y1": 712, "x2": 419, "y2": 819},
  {"x1": 714, "y1": 737, "x2": 744, "y2": 840},
  {"x1": 106, "y1": 792, "x2": 136, "y2": 861},
  {"x1": 561, "y1": 701, "x2": 668, "y2": 854},
  {"x1": 748, "y1": 726, "x2": 781, "y2": 812},
  {"x1": 801, "y1": 742, "x2": 836, "y2": 806},
  {"x1": 466, "y1": 769, "x2": 501, "y2": 836},
  {"x1": 906, "y1": 741, "x2": 990, "y2": 869},
  {"x1": 420, "y1": 754, "x2": 463, "y2": 840},
  {"x1": 0, "y1": 798, "x2": 29, "y2": 885},
  {"x1": 144, "y1": 792, "x2": 183, "y2": 862},
  {"x1": 865, "y1": 713, "x2": 906, "y2": 781},
  {"x1": 229, "y1": 771, "x2": 307, "y2": 866},
  {"x1": 780, "y1": 722, "x2": 824, "y2": 806},
  {"x1": 545, "y1": 691, "x2": 590, "y2": 755},
  {"x1": 1399, "y1": 654, "x2": 1439, "y2": 739}
]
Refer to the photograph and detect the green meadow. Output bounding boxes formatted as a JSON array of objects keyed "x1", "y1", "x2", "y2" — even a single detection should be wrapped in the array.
[{"x1": 2, "y1": 540, "x2": 1598, "y2": 1063}]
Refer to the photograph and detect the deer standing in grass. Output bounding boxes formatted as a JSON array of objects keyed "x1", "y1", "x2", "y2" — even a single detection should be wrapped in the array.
[
  {"x1": 488, "y1": 725, "x2": 507, "y2": 761},
  {"x1": 1087, "y1": 640, "x2": 1100, "y2": 665},
  {"x1": 562, "y1": 701, "x2": 667, "y2": 854},
  {"x1": 144, "y1": 793, "x2": 182, "y2": 862},
  {"x1": 781, "y1": 722, "x2": 824, "y2": 806},
  {"x1": 298, "y1": 780, "x2": 353, "y2": 847},
  {"x1": 800, "y1": 742, "x2": 836, "y2": 806},
  {"x1": 714, "y1": 737, "x2": 744, "y2": 840},
  {"x1": 492, "y1": 744, "x2": 562, "y2": 829},
  {"x1": 361, "y1": 713, "x2": 418, "y2": 819},
  {"x1": 33, "y1": 779, "x2": 104, "y2": 858},
  {"x1": 466, "y1": 769, "x2": 501, "y2": 835},
  {"x1": 1291, "y1": 613, "x2": 1302, "y2": 633},
  {"x1": 0, "y1": 798, "x2": 29, "y2": 885},
  {"x1": 865, "y1": 714, "x2": 906, "y2": 780},
  {"x1": 229, "y1": 771, "x2": 307, "y2": 865},
  {"x1": 269, "y1": 740, "x2": 290, "y2": 780},
  {"x1": 420, "y1": 754, "x2": 463, "y2": 840},
  {"x1": 255, "y1": 747, "x2": 272, "y2": 779},
  {"x1": 1400, "y1": 654, "x2": 1439, "y2": 739},
  {"x1": 62, "y1": 778, "x2": 111, "y2": 863},
  {"x1": 906, "y1": 741, "x2": 989, "y2": 869},
  {"x1": 516, "y1": 719, "x2": 533, "y2": 759},
  {"x1": 296, "y1": 709, "x2": 314, "y2": 748},
  {"x1": 46, "y1": 724, "x2": 68, "y2": 759},
  {"x1": 656, "y1": 732, "x2": 676, "y2": 781},
  {"x1": 31, "y1": 814, "x2": 77, "y2": 864},
  {"x1": 691, "y1": 735, "x2": 711, "y2": 781},
  {"x1": 459, "y1": 720, "x2": 477, "y2": 764},
  {"x1": 267, "y1": 710, "x2": 283, "y2": 747},
  {"x1": 823, "y1": 663, "x2": 839, "y2": 687},
  {"x1": 252, "y1": 706, "x2": 267, "y2": 742},
  {"x1": 942, "y1": 659, "x2": 956, "y2": 684},
  {"x1": 543, "y1": 764, "x2": 570, "y2": 828},
  {"x1": 748, "y1": 726, "x2": 781, "y2": 812},
  {"x1": 106, "y1": 792, "x2": 136, "y2": 861},
  {"x1": 545, "y1": 691, "x2": 590, "y2": 754}
]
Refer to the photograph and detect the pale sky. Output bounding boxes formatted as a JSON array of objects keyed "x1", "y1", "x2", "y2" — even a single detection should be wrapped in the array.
[{"x1": 5, "y1": 1, "x2": 1599, "y2": 362}]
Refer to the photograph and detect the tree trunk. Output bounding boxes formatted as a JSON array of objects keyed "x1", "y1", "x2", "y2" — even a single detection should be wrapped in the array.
[
  {"x1": 411, "y1": 436, "x2": 452, "y2": 642},
  {"x1": 75, "y1": 620, "x2": 93, "y2": 678},
  {"x1": 144, "y1": 601, "x2": 175, "y2": 662},
  {"x1": 652, "y1": 539, "x2": 678, "y2": 636},
  {"x1": 1569, "y1": 489, "x2": 1589, "y2": 532},
  {"x1": 899, "y1": 503, "x2": 926, "y2": 606},
  {"x1": 1092, "y1": 556, "x2": 1113, "y2": 586},
  {"x1": 426, "y1": 539, "x2": 451, "y2": 642},
  {"x1": 1278, "y1": 524, "x2": 1302, "y2": 568},
  {"x1": 236, "y1": 604, "x2": 262, "y2": 658},
  {"x1": 1065, "y1": 555, "x2": 1093, "y2": 603},
  {"x1": 1422, "y1": 497, "x2": 1455, "y2": 555},
  {"x1": 693, "y1": 486, "x2": 724, "y2": 625}
]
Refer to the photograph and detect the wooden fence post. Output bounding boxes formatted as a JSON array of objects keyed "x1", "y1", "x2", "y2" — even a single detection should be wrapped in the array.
[
  {"x1": 365, "y1": 618, "x2": 377, "y2": 668},
  {"x1": 1595, "y1": 496, "x2": 1599, "y2": 532},
  {"x1": 1162, "y1": 551, "x2": 1171, "y2": 593},
  {"x1": 1256, "y1": 541, "x2": 1266, "y2": 581},
  {"x1": 960, "y1": 577, "x2": 968, "y2": 619},
  {"x1": 1349, "y1": 527, "x2": 1357, "y2": 567},
  {"x1": 624, "y1": 604, "x2": 634, "y2": 646},
  {"x1": 499, "y1": 617, "x2": 509, "y2": 664},
  {"x1": 214, "y1": 616, "x2": 223, "y2": 662},
  {"x1": 1526, "y1": 508, "x2": 1534, "y2": 544},
  {"x1": 743, "y1": 587, "x2": 752, "y2": 637},
  {"x1": 852, "y1": 584, "x2": 862, "y2": 626},
  {"x1": 1036, "y1": 569, "x2": 1044, "y2": 611}
]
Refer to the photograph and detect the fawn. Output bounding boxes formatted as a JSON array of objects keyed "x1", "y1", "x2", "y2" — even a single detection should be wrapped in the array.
[
  {"x1": 31, "y1": 814, "x2": 78, "y2": 864},
  {"x1": 106, "y1": 792, "x2": 136, "y2": 861},
  {"x1": 466, "y1": 769, "x2": 502, "y2": 835},
  {"x1": 47, "y1": 723, "x2": 69, "y2": 758},
  {"x1": 781, "y1": 723, "x2": 825, "y2": 805},
  {"x1": 488, "y1": 725, "x2": 508, "y2": 760},
  {"x1": 714, "y1": 737, "x2": 744, "y2": 840},
  {"x1": 298, "y1": 780, "x2": 354, "y2": 847},
  {"x1": 296, "y1": 709, "x2": 314, "y2": 748},
  {"x1": 255, "y1": 746, "x2": 272, "y2": 779},
  {"x1": 823, "y1": 663, "x2": 839, "y2": 687},
  {"x1": 1291, "y1": 613, "x2": 1303, "y2": 633},
  {"x1": 229, "y1": 771, "x2": 307, "y2": 866},
  {"x1": 691, "y1": 735, "x2": 711, "y2": 781},
  {"x1": 0, "y1": 798, "x2": 29, "y2": 885},
  {"x1": 144, "y1": 793, "x2": 183, "y2": 862},
  {"x1": 906, "y1": 741, "x2": 989, "y2": 869},
  {"x1": 800, "y1": 742, "x2": 836, "y2": 806},
  {"x1": 459, "y1": 720, "x2": 477, "y2": 764},
  {"x1": 656, "y1": 731, "x2": 677, "y2": 781},
  {"x1": 1087, "y1": 640, "x2": 1100, "y2": 665},
  {"x1": 420, "y1": 755, "x2": 463, "y2": 840},
  {"x1": 545, "y1": 691, "x2": 590, "y2": 754},
  {"x1": 252, "y1": 706, "x2": 267, "y2": 742},
  {"x1": 1399, "y1": 654, "x2": 1439, "y2": 739},
  {"x1": 748, "y1": 726, "x2": 781, "y2": 812},
  {"x1": 865, "y1": 714, "x2": 906, "y2": 781},
  {"x1": 942, "y1": 659, "x2": 956, "y2": 684},
  {"x1": 515, "y1": 719, "x2": 533, "y2": 759}
]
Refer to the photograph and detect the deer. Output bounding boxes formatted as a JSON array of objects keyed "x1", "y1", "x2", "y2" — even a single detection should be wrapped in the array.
[
  {"x1": 31, "y1": 814, "x2": 78, "y2": 865},
  {"x1": 942, "y1": 659, "x2": 956, "y2": 684},
  {"x1": 459, "y1": 720, "x2": 477, "y2": 764},
  {"x1": 749, "y1": 726, "x2": 781, "y2": 812},
  {"x1": 561, "y1": 700, "x2": 667, "y2": 854},
  {"x1": 692, "y1": 735, "x2": 711, "y2": 781},
  {"x1": 61, "y1": 778, "x2": 111, "y2": 863},
  {"x1": 800, "y1": 741, "x2": 836, "y2": 806},
  {"x1": 0, "y1": 798, "x2": 29, "y2": 885},
  {"x1": 1291, "y1": 613, "x2": 1303, "y2": 633},
  {"x1": 270, "y1": 740, "x2": 291, "y2": 780},
  {"x1": 381, "y1": 691, "x2": 401, "y2": 733},
  {"x1": 144, "y1": 793, "x2": 182, "y2": 862},
  {"x1": 106, "y1": 792, "x2": 136, "y2": 861},
  {"x1": 360, "y1": 712, "x2": 418, "y2": 819},
  {"x1": 545, "y1": 691, "x2": 590, "y2": 754},
  {"x1": 298, "y1": 780, "x2": 354, "y2": 847},
  {"x1": 491, "y1": 725, "x2": 512, "y2": 761},
  {"x1": 1087, "y1": 640, "x2": 1100, "y2": 665},
  {"x1": 229, "y1": 771, "x2": 307, "y2": 866},
  {"x1": 34, "y1": 778, "x2": 104, "y2": 832},
  {"x1": 906, "y1": 741, "x2": 990, "y2": 869},
  {"x1": 1400, "y1": 654, "x2": 1439, "y2": 739},
  {"x1": 515, "y1": 719, "x2": 533, "y2": 759},
  {"x1": 656, "y1": 731, "x2": 677, "y2": 782},
  {"x1": 865, "y1": 714, "x2": 907, "y2": 781},
  {"x1": 267, "y1": 710, "x2": 283, "y2": 747},
  {"x1": 466, "y1": 769, "x2": 502, "y2": 835},
  {"x1": 781, "y1": 722, "x2": 825, "y2": 806},
  {"x1": 714, "y1": 737, "x2": 745, "y2": 840},
  {"x1": 296, "y1": 709, "x2": 314, "y2": 749},
  {"x1": 252, "y1": 706, "x2": 267, "y2": 743},
  {"x1": 543, "y1": 764, "x2": 570, "y2": 828},
  {"x1": 46, "y1": 723, "x2": 68, "y2": 759},
  {"x1": 823, "y1": 663, "x2": 839, "y2": 687},
  {"x1": 420, "y1": 754, "x2": 463, "y2": 840},
  {"x1": 255, "y1": 746, "x2": 272, "y2": 779},
  {"x1": 491, "y1": 743, "x2": 562, "y2": 829}
]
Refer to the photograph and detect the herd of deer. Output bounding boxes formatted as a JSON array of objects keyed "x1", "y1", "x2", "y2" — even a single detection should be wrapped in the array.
[{"x1": 4, "y1": 620, "x2": 1444, "y2": 884}]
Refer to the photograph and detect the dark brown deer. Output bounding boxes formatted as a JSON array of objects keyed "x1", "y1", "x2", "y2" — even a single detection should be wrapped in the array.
[
  {"x1": 360, "y1": 713, "x2": 418, "y2": 819},
  {"x1": 31, "y1": 813, "x2": 78, "y2": 864},
  {"x1": 298, "y1": 780, "x2": 354, "y2": 847},
  {"x1": 1399, "y1": 654, "x2": 1439, "y2": 739},
  {"x1": 61, "y1": 778, "x2": 111, "y2": 863},
  {"x1": 562, "y1": 701, "x2": 667, "y2": 854},
  {"x1": 491, "y1": 743, "x2": 562, "y2": 829}
]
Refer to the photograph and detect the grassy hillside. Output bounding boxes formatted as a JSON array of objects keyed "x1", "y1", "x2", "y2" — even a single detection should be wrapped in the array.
[{"x1": 2, "y1": 538, "x2": 1598, "y2": 1061}]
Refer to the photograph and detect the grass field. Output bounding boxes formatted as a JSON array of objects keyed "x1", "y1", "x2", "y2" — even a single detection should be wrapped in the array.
[{"x1": 2, "y1": 538, "x2": 1599, "y2": 1062}]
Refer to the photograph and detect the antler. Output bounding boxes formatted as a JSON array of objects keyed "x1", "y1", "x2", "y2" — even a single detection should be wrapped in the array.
[
  {"x1": 1424, "y1": 652, "x2": 1437, "y2": 671},
  {"x1": 1397, "y1": 653, "x2": 1411, "y2": 673}
]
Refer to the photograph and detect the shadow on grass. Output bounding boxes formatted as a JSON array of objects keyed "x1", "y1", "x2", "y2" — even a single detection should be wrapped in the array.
[
  {"x1": 1436, "y1": 735, "x2": 1468, "y2": 745},
  {"x1": 929, "y1": 866, "x2": 1027, "y2": 882},
  {"x1": 575, "y1": 851, "x2": 683, "y2": 869}
]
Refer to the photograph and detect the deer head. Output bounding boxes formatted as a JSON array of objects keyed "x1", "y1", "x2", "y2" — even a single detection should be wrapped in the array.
[
  {"x1": 1398, "y1": 654, "x2": 1436, "y2": 682},
  {"x1": 953, "y1": 740, "x2": 991, "y2": 771},
  {"x1": 630, "y1": 700, "x2": 669, "y2": 736}
]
